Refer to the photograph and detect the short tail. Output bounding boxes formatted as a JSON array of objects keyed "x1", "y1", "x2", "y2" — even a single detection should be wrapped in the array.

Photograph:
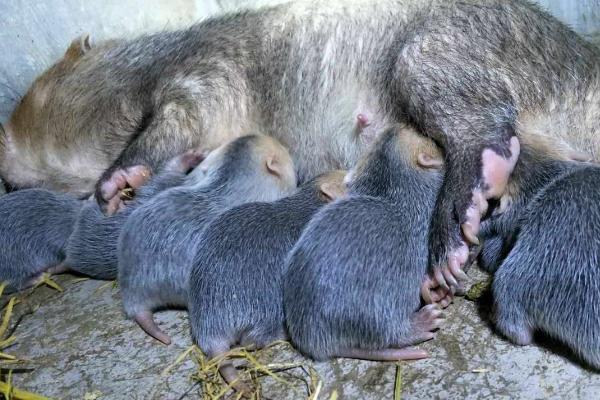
[{"x1": 133, "y1": 311, "x2": 171, "y2": 345}]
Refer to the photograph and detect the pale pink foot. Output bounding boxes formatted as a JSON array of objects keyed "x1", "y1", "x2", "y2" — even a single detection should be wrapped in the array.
[
  {"x1": 424, "y1": 279, "x2": 455, "y2": 307},
  {"x1": 406, "y1": 304, "x2": 445, "y2": 344},
  {"x1": 99, "y1": 165, "x2": 151, "y2": 215}
]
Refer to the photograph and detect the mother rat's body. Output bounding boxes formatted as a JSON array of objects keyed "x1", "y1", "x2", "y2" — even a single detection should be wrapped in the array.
[{"x1": 3, "y1": 0, "x2": 599, "y2": 290}]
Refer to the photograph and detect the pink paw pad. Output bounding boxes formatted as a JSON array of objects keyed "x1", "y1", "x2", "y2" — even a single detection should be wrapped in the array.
[
  {"x1": 462, "y1": 137, "x2": 520, "y2": 246},
  {"x1": 481, "y1": 137, "x2": 520, "y2": 198},
  {"x1": 100, "y1": 165, "x2": 151, "y2": 215}
]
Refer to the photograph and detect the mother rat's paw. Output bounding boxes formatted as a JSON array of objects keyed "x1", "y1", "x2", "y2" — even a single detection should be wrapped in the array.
[{"x1": 96, "y1": 165, "x2": 151, "y2": 215}]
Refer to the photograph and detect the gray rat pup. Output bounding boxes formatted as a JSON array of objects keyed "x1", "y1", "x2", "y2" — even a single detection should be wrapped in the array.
[
  {"x1": 488, "y1": 165, "x2": 600, "y2": 369},
  {"x1": 63, "y1": 148, "x2": 205, "y2": 280},
  {"x1": 188, "y1": 170, "x2": 346, "y2": 393},
  {"x1": 0, "y1": 189, "x2": 82, "y2": 291},
  {"x1": 284, "y1": 127, "x2": 446, "y2": 362},
  {"x1": 118, "y1": 134, "x2": 297, "y2": 345},
  {"x1": 471, "y1": 142, "x2": 598, "y2": 368}
]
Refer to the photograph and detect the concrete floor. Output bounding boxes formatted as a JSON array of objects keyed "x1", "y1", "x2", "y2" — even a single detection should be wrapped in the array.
[{"x1": 3, "y1": 267, "x2": 600, "y2": 400}]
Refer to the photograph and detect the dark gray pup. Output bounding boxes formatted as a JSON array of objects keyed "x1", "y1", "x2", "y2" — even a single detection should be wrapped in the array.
[
  {"x1": 4, "y1": 2, "x2": 600, "y2": 291},
  {"x1": 477, "y1": 135, "x2": 585, "y2": 273},
  {"x1": 118, "y1": 134, "x2": 297, "y2": 345},
  {"x1": 488, "y1": 165, "x2": 600, "y2": 369},
  {"x1": 63, "y1": 148, "x2": 205, "y2": 280},
  {"x1": 284, "y1": 127, "x2": 446, "y2": 361},
  {"x1": 188, "y1": 170, "x2": 346, "y2": 392},
  {"x1": 0, "y1": 189, "x2": 82, "y2": 291}
]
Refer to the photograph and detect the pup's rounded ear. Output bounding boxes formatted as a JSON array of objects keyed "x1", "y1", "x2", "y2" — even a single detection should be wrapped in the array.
[
  {"x1": 319, "y1": 181, "x2": 346, "y2": 202},
  {"x1": 266, "y1": 155, "x2": 284, "y2": 178}
]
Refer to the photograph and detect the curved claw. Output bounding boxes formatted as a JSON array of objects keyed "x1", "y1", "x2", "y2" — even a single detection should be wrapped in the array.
[
  {"x1": 461, "y1": 222, "x2": 480, "y2": 245},
  {"x1": 442, "y1": 267, "x2": 458, "y2": 288},
  {"x1": 434, "y1": 268, "x2": 449, "y2": 291},
  {"x1": 421, "y1": 277, "x2": 437, "y2": 304},
  {"x1": 448, "y1": 254, "x2": 469, "y2": 282}
]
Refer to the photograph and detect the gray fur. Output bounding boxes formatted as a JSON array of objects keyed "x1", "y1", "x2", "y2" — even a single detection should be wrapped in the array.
[
  {"x1": 472, "y1": 141, "x2": 600, "y2": 368},
  {"x1": 478, "y1": 145, "x2": 583, "y2": 273},
  {"x1": 2, "y1": 1, "x2": 596, "y2": 189},
  {"x1": 283, "y1": 129, "x2": 441, "y2": 360},
  {"x1": 489, "y1": 166, "x2": 600, "y2": 369},
  {"x1": 0, "y1": 189, "x2": 82, "y2": 291},
  {"x1": 64, "y1": 166, "x2": 193, "y2": 280},
  {"x1": 188, "y1": 175, "x2": 333, "y2": 360},
  {"x1": 117, "y1": 134, "x2": 296, "y2": 339},
  {"x1": 4, "y1": 0, "x2": 600, "y2": 277}
]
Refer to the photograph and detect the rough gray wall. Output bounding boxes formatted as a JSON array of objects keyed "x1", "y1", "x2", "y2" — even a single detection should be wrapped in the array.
[{"x1": 1, "y1": 0, "x2": 599, "y2": 122}]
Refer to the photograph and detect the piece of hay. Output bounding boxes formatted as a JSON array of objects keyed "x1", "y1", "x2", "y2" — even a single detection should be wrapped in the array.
[
  {"x1": 165, "y1": 342, "x2": 322, "y2": 399},
  {"x1": 32, "y1": 274, "x2": 63, "y2": 293},
  {"x1": 0, "y1": 374, "x2": 52, "y2": 400},
  {"x1": 93, "y1": 280, "x2": 117, "y2": 295},
  {"x1": 394, "y1": 364, "x2": 402, "y2": 400},
  {"x1": 0, "y1": 282, "x2": 56, "y2": 400}
]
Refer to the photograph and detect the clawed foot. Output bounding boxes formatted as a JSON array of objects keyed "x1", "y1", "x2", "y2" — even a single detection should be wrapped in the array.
[
  {"x1": 424, "y1": 137, "x2": 520, "y2": 302},
  {"x1": 408, "y1": 304, "x2": 446, "y2": 344},
  {"x1": 96, "y1": 165, "x2": 151, "y2": 215},
  {"x1": 423, "y1": 280, "x2": 455, "y2": 308},
  {"x1": 421, "y1": 244, "x2": 468, "y2": 304}
]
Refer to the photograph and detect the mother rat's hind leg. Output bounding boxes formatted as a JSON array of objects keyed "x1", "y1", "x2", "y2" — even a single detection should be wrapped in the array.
[
  {"x1": 95, "y1": 98, "x2": 201, "y2": 214},
  {"x1": 386, "y1": 14, "x2": 523, "y2": 301}
]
